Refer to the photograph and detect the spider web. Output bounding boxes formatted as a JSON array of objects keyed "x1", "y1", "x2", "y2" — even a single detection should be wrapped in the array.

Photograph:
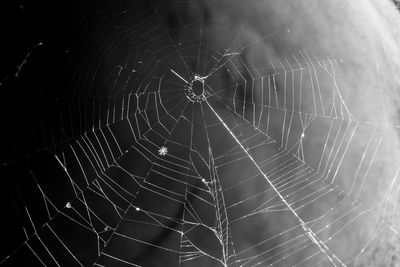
[{"x1": 2, "y1": 0, "x2": 400, "y2": 266}]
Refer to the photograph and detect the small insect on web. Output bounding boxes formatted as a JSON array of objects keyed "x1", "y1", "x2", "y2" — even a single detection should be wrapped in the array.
[{"x1": 158, "y1": 146, "x2": 168, "y2": 156}]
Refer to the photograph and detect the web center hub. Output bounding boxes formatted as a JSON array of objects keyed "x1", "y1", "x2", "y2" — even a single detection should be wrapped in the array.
[
  {"x1": 185, "y1": 75, "x2": 208, "y2": 102},
  {"x1": 191, "y1": 80, "x2": 204, "y2": 96}
]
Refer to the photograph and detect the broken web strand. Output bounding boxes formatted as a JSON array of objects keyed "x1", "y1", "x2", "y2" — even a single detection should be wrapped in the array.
[
  {"x1": 201, "y1": 103, "x2": 235, "y2": 266},
  {"x1": 179, "y1": 102, "x2": 207, "y2": 266},
  {"x1": 151, "y1": 11, "x2": 246, "y2": 265},
  {"x1": 177, "y1": 100, "x2": 233, "y2": 266},
  {"x1": 148, "y1": 5, "x2": 243, "y2": 265}
]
